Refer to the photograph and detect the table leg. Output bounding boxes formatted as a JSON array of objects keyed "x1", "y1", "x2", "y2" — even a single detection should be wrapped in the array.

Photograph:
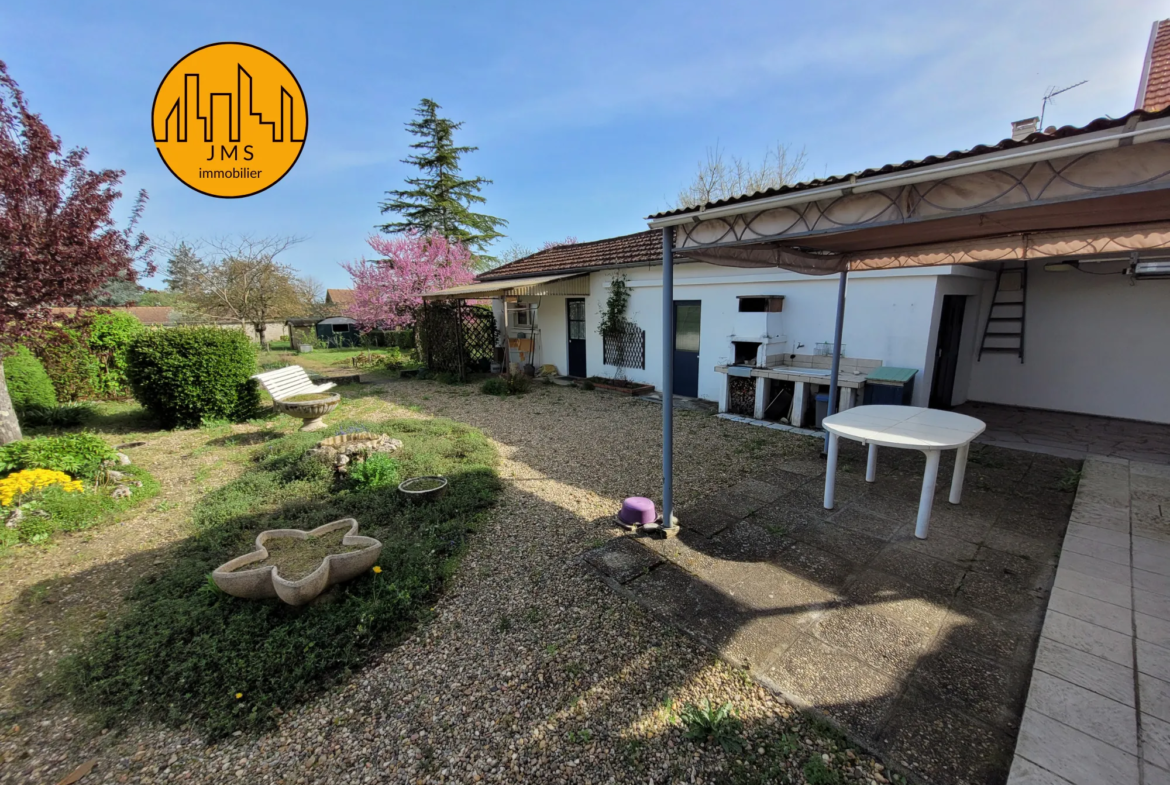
[
  {"x1": 866, "y1": 443, "x2": 878, "y2": 483},
  {"x1": 950, "y1": 442, "x2": 970, "y2": 505},
  {"x1": 915, "y1": 450, "x2": 941, "y2": 539},
  {"x1": 824, "y1": 432, "x2": 839, "y2": 510}
]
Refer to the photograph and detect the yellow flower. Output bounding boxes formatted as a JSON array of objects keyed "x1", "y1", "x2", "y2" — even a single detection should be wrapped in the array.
[
  {"x1": 0, "y1": 469, "x2": 82, "y2": 507},
  {"x1": 235, "y1": 692, "x2": 243, "y2": 699},
  {"x1": 372, "y1": 566, "x2": 382, "y2": 574}
]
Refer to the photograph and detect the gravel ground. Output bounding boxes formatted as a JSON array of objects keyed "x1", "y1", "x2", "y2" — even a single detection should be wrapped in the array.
[{"x1": 1, "y1": 380, "x2": 897, "y2": 784}]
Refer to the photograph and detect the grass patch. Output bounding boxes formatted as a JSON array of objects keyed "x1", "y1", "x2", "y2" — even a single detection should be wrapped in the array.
[{"x1": 61, "y1": 415, "x2": 500, "y2": 739}]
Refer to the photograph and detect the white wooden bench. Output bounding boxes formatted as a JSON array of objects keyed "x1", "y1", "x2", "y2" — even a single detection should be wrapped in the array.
[{"x1": 252, "y1": 365, "x2": 337, "y2": 402}]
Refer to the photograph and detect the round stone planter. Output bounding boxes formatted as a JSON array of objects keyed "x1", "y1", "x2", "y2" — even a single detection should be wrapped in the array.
[
  {"x1": 212, "y1": 518, "x2": 382, "y2": 606},
  {"x1": 398, "y1": 475, "x2": 448, "y2": 503},
  {"x1": 274, "y1": 392, "x2": 341, "y2": 431}
]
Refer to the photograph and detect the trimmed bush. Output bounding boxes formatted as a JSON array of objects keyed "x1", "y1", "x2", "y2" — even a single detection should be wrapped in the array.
[
  {"x1": 27, "y1": 317, "x2": 102, "y2": 402},
  {"x1": 4, "y1": 346, "x2": 58, "y2": 412},
  {"x1": 88, "y1": 311, "x2": 145, "y2": 398},
  {"x1": 0, "y1": 433, "x2": 117, "y2": 480},
  {"x1": 126, "y1": 327, "x2": 260, "y2": 428}
]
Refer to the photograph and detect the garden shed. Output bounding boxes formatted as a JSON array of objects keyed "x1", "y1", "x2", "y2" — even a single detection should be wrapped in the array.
[{"x1": 315, "y1": 316, "x2": 360, "y2": 347}]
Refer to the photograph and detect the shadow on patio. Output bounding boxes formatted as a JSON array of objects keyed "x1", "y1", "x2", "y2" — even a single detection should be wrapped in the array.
[{"x1": 587, "y1": 439, "x2": 1078, "y2": 785}]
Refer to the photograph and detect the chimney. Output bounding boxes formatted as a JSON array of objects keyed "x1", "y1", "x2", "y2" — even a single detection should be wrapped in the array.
[
  {"x1": 1137, "y1": 19, "x2": 1170, "y2": 112},
  {"x1": 1011, "y1": 117, "x2": 1039, "y2": 142}
]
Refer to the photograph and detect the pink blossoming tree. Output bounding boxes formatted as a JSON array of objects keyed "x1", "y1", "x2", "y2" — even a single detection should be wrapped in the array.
[{"x1": 341, "y1": 231, "x2": 476, "y2": 331}]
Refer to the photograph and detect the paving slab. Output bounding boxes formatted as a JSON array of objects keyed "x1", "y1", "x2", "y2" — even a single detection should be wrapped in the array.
[{"x1": 1009, "y1": 458, "x2": 1170, "y2": 785}]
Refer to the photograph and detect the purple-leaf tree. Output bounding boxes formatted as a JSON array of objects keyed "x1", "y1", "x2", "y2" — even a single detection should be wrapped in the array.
[
  {"x1": 340, "y1": 231, "x2": 476, "y2": 332},
  {"x1": 0, "y1": 60, "x2": 152, "y2": 443}
]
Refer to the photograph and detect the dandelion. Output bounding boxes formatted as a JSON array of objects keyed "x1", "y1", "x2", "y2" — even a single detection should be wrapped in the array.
[
  {"x1": 235, "y1": 692, "x2": 243, "y2": 699},
  {"x1": 372, "y1": 566, "x2": 382, "y2": 574}
]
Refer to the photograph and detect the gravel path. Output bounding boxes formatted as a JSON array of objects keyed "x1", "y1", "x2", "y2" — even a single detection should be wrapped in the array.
[{"x1": 1, "y1": 381, "x2": 895, "y2": 784}]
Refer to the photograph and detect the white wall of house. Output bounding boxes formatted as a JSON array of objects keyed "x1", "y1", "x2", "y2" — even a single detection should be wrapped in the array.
[
  {"x1": 504, "y1": 262, "x2": 987, "y2": 407},
  {"x1": 966, "y1": 258, "x2": 1170, "y2": 423}
]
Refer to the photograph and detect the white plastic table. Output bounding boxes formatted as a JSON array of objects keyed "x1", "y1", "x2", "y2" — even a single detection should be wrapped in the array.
[{"x1": 822, "y1": 405, "x2": 987, "y2": 539}]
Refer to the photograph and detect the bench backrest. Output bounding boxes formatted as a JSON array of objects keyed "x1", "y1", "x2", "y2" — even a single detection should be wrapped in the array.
[{"x1": 252, "y1": 366, "x2": 317, "y2": 401}]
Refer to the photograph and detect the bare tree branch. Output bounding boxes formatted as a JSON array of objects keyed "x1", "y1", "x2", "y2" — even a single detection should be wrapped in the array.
[{"x1": 676, "y1": 141, "x2": 808, "y2": 209}]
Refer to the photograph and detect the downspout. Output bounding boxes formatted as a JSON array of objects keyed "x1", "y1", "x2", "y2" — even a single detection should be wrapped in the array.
[
  {"x1": 824, "y1": 270, "x2": 848, "y2": 452},
  {"x1": 661, "y1": 227, "x2": 675, "y2": 529}
]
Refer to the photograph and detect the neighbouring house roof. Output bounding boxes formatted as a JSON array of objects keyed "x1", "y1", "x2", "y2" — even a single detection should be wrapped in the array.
[
  {"x1": 478, "y1": 231, "x2": 661, "y2": 281},
  {"x1": 426, "y1": 273, "x2": 591, "y2": 300},
  {"x1": 647, "y1": 103, "x2": 1170, "y2": 221},
  {"x1": 48, "y1": 306, "x2": 175, "y2": 325},
  {"x1": 1138, "y1": 19, "x2": 1170, "y2": 112},
  {"x1": 326, "y1": 288, "x2": 355, "y2": 306}
]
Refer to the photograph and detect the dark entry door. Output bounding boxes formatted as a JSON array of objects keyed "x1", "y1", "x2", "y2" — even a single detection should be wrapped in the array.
[
  {"x1": 567, "y1": 299, "x2": 586, "y2": 378},
  {"x1": 673, "y1": 300, "x2": 701, "y2": 398},
  {"x1": 929, "y1": 295, "x2": 967, "y2": 409}
]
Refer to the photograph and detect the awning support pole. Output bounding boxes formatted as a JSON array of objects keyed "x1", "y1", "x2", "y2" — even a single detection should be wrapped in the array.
[
  {"x1": 661, "y1": 226, "x2": 675, "y2": 528},
  {"x1": 824, "y1": 270, "x2": 848, "y2": 452}
]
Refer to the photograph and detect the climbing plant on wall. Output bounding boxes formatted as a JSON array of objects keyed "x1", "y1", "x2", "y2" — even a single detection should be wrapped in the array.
[{"x1": 598, "y1": 275, "x2": 644, "y2": 378}]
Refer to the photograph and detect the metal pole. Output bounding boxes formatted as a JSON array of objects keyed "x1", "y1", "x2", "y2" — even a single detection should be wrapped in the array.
[
  {"x1": 661, "y1": 227, "x2": 675, "y2": 529},
  {"x1": 824, "y1": 270, "x2": 848, "y2": 451}
]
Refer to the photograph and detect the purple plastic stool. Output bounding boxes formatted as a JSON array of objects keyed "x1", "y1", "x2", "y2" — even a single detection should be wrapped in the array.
[{"x1": 618, "y1": 497, "x2": 657, "y2": 527}]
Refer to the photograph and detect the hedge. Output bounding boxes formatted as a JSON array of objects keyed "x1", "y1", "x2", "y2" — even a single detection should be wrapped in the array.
[
  {"x1": 126, "y1": 327, "x2": 260, "y2": 428},
  {"x1": 3, "y1": 346, "x2": 58, "y2": 412}
]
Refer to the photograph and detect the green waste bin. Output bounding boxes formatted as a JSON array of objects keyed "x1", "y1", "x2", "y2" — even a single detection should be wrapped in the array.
[{"x1": 862, "y1": 367, "x2": 918, "y2": 406}]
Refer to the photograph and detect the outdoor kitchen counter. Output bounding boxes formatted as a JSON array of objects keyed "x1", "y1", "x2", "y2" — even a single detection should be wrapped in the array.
[{"x1": 715, "y1": 364, "x2": 872, "y2": 425}]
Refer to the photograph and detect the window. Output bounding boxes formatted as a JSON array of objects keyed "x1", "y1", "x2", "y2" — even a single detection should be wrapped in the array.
[
  {"x1": 332, "y1": 323, "x2": 350, "y2": 333},
  {"x1": 738, "y1": 297, "x2": 766, "y2": 313},
  {"x1": 509, "y1": 303, "x2": 532, "y2": 327},
  {"x1": 568, "y1": 300, "x2": 585, "y2": 340}
]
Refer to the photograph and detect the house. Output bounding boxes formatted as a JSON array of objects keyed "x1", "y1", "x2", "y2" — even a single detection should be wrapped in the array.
[
  {"x1": 429, "y1": 26, "x2": 1170, "y2": 430},
  {"x1": 325, "y1": 289, "x2": 355, "y2": 308}
]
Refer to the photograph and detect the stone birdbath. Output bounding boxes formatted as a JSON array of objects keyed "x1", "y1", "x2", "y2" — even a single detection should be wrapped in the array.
[
  {"x1": 212, "y1": 518, "x2": 382, "y2": 606},
  {"x1": 274, "y1": 392, "x2": 341, "y2": 432},
  {"x1": 307, "y1": 431, "x2": 403, "y2": 473}
]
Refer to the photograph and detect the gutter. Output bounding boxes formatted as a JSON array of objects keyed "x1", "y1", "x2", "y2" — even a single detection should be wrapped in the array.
[{"x1": 647, "y1": 117, "x2": 1170, "y2": 229}]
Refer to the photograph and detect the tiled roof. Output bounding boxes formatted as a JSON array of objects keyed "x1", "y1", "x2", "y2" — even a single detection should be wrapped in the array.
[
  {"x1": 1139, "y1": 20, "x2": 1170, "y2": 112},
  {"x1": 326, "y1": 288, "x2": 355, "y2": 305},
  {"x1": 48, "y1": 306, "x2": 174, "y2": 324},
  {"x1": 478, "y1": 231, "x2": 661, "y2": 280},
  {"x1": 649, "y1": 103, "x2": 1170, "y2": 220}
]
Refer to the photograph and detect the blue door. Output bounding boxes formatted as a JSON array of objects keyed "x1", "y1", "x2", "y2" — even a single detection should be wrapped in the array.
[{"x1": 673, "y1": 300, "x2": 701, "y2": 397}]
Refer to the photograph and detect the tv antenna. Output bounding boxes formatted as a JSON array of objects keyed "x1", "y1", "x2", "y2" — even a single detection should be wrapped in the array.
[{"x1": 1040, "y1": 80, "x2": 1088, "y2": 129}]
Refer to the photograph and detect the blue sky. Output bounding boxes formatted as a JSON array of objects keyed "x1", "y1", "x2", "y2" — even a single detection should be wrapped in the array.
[{"x1": 3, "y1": 1, "x2": 1165, "y2": 289}]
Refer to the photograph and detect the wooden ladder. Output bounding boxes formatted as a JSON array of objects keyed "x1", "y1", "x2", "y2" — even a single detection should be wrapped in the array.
[{"x1": 978, "y1": 262, "x2": 1027, "y2": 362}]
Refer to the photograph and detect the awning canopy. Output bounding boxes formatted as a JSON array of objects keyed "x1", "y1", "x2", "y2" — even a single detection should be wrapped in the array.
[{"x1": 423, "y1": 273, "x2": 590, "y2": 300}]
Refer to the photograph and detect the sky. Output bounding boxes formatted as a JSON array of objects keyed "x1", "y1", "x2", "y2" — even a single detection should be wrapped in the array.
[{"x1": 2, "y1": 0, "x2": 1166, "y2": 290}]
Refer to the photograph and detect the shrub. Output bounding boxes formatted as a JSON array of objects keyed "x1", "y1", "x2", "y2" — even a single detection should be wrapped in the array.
[
  {"x1": 3, "y1": 346, "x2": 57, "y2": 411},
  {"x1": 126, "y1": 327, "x2": 260, "y2": 428},
  {"x1": 0, "y1": 433, "x2": 118, "y2": 480},
  {"x1": 87, "y1": 311, "x2": 145, "y2": 398},
  {"x1": 26, "y1": 316, "x2": 102, "y2": 401},
  {"x1": 63, "y1": 416, "x2": 500, "y2": 738},
  {"x1": 348, "y1": 452, "x2": 401, "y2": 490},
  {"x1": 480, "y1": 377, "x2": 508, "y2": 396}
]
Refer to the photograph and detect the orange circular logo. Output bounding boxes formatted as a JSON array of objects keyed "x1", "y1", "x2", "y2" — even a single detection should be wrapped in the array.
[{"x1": 152, "y1": 43, "x2": 307, "y2": 198}]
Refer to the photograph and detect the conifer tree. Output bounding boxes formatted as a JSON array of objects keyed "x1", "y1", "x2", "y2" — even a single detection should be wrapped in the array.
[{"x1": 379, "y1": 99, "x2": 506, "y2": 264}]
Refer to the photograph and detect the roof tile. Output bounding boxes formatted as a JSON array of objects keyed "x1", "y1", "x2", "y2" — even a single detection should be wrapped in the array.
[{"x1": 479, "y1": 231, "x2": 661, "y2": 280}]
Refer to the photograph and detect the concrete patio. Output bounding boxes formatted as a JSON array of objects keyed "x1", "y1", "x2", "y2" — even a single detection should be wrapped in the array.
[
  {"x1": 956, "y1": 402, "x2": 1170, "y2": 465},
  {"x1": 587, "y1": 441, "x2": 1081, "y2": 785}
]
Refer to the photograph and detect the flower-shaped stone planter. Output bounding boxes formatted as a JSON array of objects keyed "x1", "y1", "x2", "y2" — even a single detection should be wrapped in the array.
[
  {"x1": 212, "y1": 518, "x2": 382, "y2": 606},
  {"x1": 398, "y1": 475, "x2": 448, "y2": 503},
  {"x1": 274, "y1": 393, "x2": 341, "y2": 432}
]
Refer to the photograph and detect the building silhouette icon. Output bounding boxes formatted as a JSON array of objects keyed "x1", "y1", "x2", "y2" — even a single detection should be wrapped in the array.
[{"x1": 154, "y1": 65, "x2": 305, "y2": 144}]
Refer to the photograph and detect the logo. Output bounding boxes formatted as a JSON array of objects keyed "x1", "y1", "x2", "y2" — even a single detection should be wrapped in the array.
[{"x1": 152, "y1": 42, "x2": 307, "y2": 198}]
